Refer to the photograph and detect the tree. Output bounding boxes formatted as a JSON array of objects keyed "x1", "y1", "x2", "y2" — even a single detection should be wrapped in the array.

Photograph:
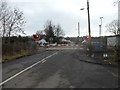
[
  {"x1": 54, "y1": 24, "x2": 65, "y2": 37},
  {"x1": 7, "y1": 8, "x2": 26, "y2": 38},
  {"x1": 36, "y1": 30, "x2": 46, "y2": 39},
  {"x1": 43, "y1": 20, "x2": 65, "y2": 43},
  {"x1": 44, "y1": 20, "x2": 55, "y2": 42},
  {"x1": 0, "y1": 0, "x2": 10, "y2": 37},
  {"x1": 36, "y1": 30, "x2": 44, "y2": 35},
  {"x1": 113, "y1": 0, "x2": 120, "y2": 6},
  {"x1": 0, "y1": 0, "x2": 26, "y2": 39},
  {"x1": 106, "y1": 20, "x2": 120, "y2": 35}
]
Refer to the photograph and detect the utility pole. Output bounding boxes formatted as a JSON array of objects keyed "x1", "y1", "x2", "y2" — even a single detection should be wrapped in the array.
[
  {"x1": 87, "y1": 0, "x2": 91, "y2": 38},
  {"x1": 87, "y1": 0, "x2": 92, "y2": 56},
  {"x1": 118, "y1": 1, "x2": 120, "y2": 34},
  {"x1": 99, "y1": 25, "x2": 101, "y2": 37},
  {"x1": 99, "y1": 17, "x2": 103, "y2": 45},
  {"x1": 80, "y1": 0, "x2": 91, "y2": 56},
  {"x1": 80, "y1": 0, "x2": 91, "y2": 37},
  {"x1": 100, "y1": 17, "x2": 103, "y2": 36},
  {"x1": 80, "y1": 0, "x2": 91, "y2": 38},
  {"x1": 78, "y1": 22, "x2": 80, "y2": 41}
]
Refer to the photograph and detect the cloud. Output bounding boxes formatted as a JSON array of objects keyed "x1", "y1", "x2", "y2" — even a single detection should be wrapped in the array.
[{"x1": 8, "y1": 0, "x2": 117, "y2": 37}]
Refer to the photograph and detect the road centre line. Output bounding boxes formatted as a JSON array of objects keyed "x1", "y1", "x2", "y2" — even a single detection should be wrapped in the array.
[
  {"x1": 41, "y1": 59, "x2": 46, "y2": 62},
  {"x1": 107, "y1": 70, "x2": 118, "y2": 78},
  {"x1": 46, "y1": 48, "x2": 83, "y2": 50},
  {"x1": 0, "y1": 52, "x2": 58, "y2": 86},
  {"x1": 42, "y1": 60, "x2": 46, "y2": 63}
]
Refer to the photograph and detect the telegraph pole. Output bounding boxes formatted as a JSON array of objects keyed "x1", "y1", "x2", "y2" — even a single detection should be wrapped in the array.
[
  {"x1": 118, "y1": 1, "x2": 120, "y2": 34},
  {"x1": 80, "y1": 0, "x2": 91, "y2": 56},
  {"x1": 80, "y1": 0, "x2": 91, "y2": 37},
  {"x1": 100, "y1": 17, "x2": 103, "y2": 36},
  {"x1": 78, "y1": 22, "x2": 80, "y2": 41},
  {"x1": 99, "y1": 25, "x2": 101, "y2": 37},
  {"x1": 87, "y1": 0, "x2": 92, "y2": 56},
  {"x1": 87, "y1": 0, "x2": 91, "y2": 38}
]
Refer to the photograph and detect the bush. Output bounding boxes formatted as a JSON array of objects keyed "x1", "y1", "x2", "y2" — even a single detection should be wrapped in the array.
[{"x1": 2, "y1": 37, "x2": 38, "y2": 61}]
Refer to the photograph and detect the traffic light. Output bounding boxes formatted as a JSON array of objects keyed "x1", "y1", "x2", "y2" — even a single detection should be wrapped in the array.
[
  {"x1": 84, "y1": 35, "x2": 91, "y2": 40},
  {"x1": 32, "y1": 34, "x2": 40, "y2": 40}
]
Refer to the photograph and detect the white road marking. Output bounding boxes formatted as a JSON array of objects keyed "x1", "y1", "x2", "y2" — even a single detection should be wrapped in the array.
[
  {"x1": 111, "y1": 73, "x2": 118, "y2": 78},
  {"x1": 42, "y1": 60, "x2": 46, "y2": 63},
  {"x1": 41, "y1": 59, "x2": 46, "y2": 62},
  {"x1": 107, "y1": 70, "x2": 118, "y2": 78},
  {"x1": 0, "y1": 52, "x2": 58, "y2": 86},
  {"x1": 46, "y1": 47, "x2": 83, "y2": 50}
]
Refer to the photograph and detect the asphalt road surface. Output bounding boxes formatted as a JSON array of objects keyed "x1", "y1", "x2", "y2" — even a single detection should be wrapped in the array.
[{"x1": 1, "y1": 46, "x2": 118, "y2": 88}]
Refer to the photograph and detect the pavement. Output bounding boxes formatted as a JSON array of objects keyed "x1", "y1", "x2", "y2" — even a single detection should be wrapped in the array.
[{"x1": 1, "y1": 46, "x2": 119, "y2": 88}]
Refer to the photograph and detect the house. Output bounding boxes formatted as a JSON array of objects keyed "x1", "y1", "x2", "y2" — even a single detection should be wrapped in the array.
[{"x1": 38, "y1": 39, "x2": 47, "y2": 46}]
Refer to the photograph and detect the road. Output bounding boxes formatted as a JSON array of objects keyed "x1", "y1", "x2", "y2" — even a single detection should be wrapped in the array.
[{"x1": 1, "y1": 46, "x2": 118, "y2": 88}]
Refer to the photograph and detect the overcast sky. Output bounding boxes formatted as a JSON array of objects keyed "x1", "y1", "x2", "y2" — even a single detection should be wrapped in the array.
[{"x1": 8, "y1": 0, "x2": 118, "y2": 37}]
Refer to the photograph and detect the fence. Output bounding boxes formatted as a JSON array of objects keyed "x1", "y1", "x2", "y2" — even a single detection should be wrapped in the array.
[{"x1": 2, "y1": 37, "x2": 38, "y2": 62}]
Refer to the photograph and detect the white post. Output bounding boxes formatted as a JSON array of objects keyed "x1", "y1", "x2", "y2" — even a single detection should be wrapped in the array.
[{"x1": 118, "y1": 1, "x2": 120, "y2": 34}]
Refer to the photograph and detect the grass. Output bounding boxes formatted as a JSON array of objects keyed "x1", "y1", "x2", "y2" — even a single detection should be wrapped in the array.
[
  {"x1": 103, "y1": 49, "x2": 118, "y2": 66},
  {"x1": 2, "y1": 50, "x2": 32, "y2": 62},
  {"x1": 104, "y1": 59, "x2": 118, "y2": 66}
]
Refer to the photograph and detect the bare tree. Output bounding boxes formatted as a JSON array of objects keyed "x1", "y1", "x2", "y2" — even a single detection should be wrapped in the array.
[
  {"x1": 113, "y1": 0, "x2": 120, "y2": 6},
  {"x1": 44, "y1": 20, "x2": 55, "y2": 41},
  {"x1": 7, "y1": 8, "x2": 26, "y2": 38},
  {"x1": 106, "y1": 20, "x2": 120, "y2": 35},
  {"x1": 36, "y1": 30, "x2": 44, "y2": 35},
  {"x1": 0, "y1": 0, "x2": 10, "y2": 37},
  {"x1": 54, "y1": 24, "x2": 65, "y2": 37},
  {"x1": 43, "y1": 20, "x2": 65, "y2": 43},
  {"x1": 0, "y1": 0, "x2": 26, "y2": 39}
]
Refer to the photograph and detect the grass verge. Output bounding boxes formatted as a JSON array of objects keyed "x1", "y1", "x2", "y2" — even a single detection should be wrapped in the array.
[{"x1": 2, "y1": 50, "x2": 35, "y2": 63}]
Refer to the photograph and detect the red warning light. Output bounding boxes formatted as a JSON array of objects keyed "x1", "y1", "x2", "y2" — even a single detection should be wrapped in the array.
[{"x1": 32, "y1": 33, "x2": 40, "y2": 40}]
